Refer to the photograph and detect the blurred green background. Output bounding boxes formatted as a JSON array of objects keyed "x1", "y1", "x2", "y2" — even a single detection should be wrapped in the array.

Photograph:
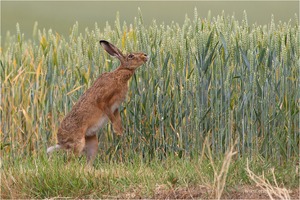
[{"x1": 1, "y1": 0, "x2": 299, "y2": 39}]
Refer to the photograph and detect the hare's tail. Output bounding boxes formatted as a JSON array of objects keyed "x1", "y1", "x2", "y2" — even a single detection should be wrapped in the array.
[{"x1": 47, "y1": 144, "x2": 62, "y2": 154}]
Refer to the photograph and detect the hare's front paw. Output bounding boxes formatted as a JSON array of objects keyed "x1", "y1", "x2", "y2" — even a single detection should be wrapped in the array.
[{"x1": 113, "y1": 124, "x2": 123, "y2": 136}]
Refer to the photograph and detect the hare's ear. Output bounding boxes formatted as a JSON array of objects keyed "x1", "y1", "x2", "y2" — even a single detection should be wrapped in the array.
[{"x1": 100, "y1": 40, "x2": 124, "y2": 60}]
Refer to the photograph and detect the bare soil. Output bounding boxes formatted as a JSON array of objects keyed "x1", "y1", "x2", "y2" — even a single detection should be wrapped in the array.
[{"x1": 152, "y1": 185, "x2": 300, "y2": 199}]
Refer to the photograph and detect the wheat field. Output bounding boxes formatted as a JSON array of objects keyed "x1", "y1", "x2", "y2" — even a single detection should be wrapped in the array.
[{"x1": 1, "y1": 10, "x2": 299, "y2": 162}]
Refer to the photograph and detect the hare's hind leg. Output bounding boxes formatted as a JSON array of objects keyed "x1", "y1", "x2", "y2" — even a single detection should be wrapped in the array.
[
  {"x1": 70, "y1": 136, "x2": 86, "y2": 156},
  {"x1": 84, "y1": 135, "x2": 98, "y2": 165},
  {"x1": 63, "y1": 137, "x2": 86, "y2": 163}
]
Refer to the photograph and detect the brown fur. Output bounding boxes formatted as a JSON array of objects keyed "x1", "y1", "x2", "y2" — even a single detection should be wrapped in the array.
[{"x1": 47, "y1": 40, "x2": 148, "y2": 164}]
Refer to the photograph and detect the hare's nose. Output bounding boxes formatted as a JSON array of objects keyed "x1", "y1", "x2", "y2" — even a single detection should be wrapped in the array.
[{"x1": 143, "y1": 54, "x2": 149, "y2": 61}]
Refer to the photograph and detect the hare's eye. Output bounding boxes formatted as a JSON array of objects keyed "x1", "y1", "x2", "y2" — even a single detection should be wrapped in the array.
[{"x1": 128, "y1": 54, "x2": 134, "y2": 59}]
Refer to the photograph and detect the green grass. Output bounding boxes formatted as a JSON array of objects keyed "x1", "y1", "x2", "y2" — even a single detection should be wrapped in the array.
[
  {"x1": 1, "y1": 153, "x2": 298, "y2": 199},
  {"x1": 0, "y1": 9, "x2": 299, "y2": 198}
]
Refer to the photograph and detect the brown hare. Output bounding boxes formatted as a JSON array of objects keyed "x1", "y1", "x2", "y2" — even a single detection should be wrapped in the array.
[{"x1": 47, "y1": 40, "x2": 148, "y2": 164}]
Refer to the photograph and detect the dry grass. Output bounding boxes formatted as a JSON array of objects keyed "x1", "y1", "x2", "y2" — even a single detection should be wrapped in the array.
[{"x1": 246, "y1": 159, "x2": 292, "y2": 199}]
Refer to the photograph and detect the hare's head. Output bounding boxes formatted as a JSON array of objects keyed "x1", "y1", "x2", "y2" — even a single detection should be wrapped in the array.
[{"x1": 100, "y1": 40, "x2": 148, "y2": 70}]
